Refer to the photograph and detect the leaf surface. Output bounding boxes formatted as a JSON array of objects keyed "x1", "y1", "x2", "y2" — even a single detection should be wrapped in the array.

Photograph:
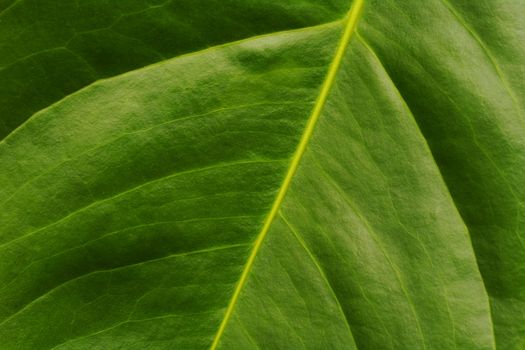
[
  {"x1": 358, "y1": 1, "x2": 525, "y2": 348},
  {"x1": 0, "y1": 0, "x2": 345, "y2": 139},
  {"x1": 0, "y1": 0, "x2": 523, "y2": 349}
]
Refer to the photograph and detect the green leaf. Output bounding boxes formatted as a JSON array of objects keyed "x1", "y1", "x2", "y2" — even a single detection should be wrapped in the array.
[
  {"x1": 0, "y1": 0, "x2": 345, "y2": 139},
  {"x1": 0, "y1": 0, "x2": 523, "y2": 349},
  {"x1": 358, "y1": 1, "x2": 525, "y2": 348}
]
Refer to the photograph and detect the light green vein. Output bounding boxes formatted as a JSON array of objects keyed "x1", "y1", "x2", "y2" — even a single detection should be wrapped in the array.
[
  {"x1": 0, "y1": 100, "x2": 304, "y2": 207},
  {"x1": 0, "y1": 215, "x2": 258, "y2": 294},
  {"x1": 0, "y1": 243, "x2": 248, "y2": 327},
  {"x1": 49, "y1": 310, "x2": 219, "y2": 350},
  {"x1": 209, "y1": 1, "x2": 365, "y2": 348},
  {"x1": 279, "y1": 212, "x2": 356, "y2": 341},
  {"x1": 0, "y1": 20, "x2": 340, "y2": 144},
  {"x1": 310, "y1": 156, "x2": 428, "y2": 349},
  {"x1": 0, "y1": 159, "x2": 284, "y2": 249},
  {"x1": 438, "y1": 0, "x2": 523, "y2": 119}
]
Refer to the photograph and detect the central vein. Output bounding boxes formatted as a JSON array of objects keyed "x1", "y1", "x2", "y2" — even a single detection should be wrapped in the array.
[{"x1": 210, "y1": 1, "x2": 365, "y2": 348}]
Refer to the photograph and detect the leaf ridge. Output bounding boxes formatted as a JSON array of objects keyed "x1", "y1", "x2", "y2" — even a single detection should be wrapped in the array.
[
  {"x1": 0, "y1": 215, "x2": 258, "y2": 294},
  {"x1": 309, "y1": 155, "x2": 428, "y2": 349},
  {"x1": 438, "y1": 0, "x2": 523, "y2": 120},
  {"x1": 0, "y1": 159, "x2": 283, "y2": 248},
  {"x1": 0, "y1": 0, "x2": 20, "y2": 17},
  {"x1": 356, "y1": 32, "x2": 496, "y2": 349},
  {"x1": 0, "y1": 243, "x2": 249, "y2": 327},
  {"x1": 48, "y1": 310, "x2": 219, "y2": 350},
  {"x1": 209, "y1": 1, "x2": 365, "y2": 348},
  {"x1": 279, "y1": 212, "x2": 356, "y2": 343},
  {"x1": 0, "y1": 101, "x2": 304, "y2": 205},
  {"x1": 0, "y1": 21, "x2": 339, "y2": 144}
]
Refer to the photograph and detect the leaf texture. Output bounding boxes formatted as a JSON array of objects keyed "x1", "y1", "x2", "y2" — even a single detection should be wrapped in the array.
[
  {"x1": 359, "y1": 1, "x2": 525, "y2": 348},
  {"x1": 0, "y1": 0, "x2": 523, "y2": 349}
]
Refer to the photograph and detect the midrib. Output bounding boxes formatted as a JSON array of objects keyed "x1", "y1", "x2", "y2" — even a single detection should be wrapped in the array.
[{"x1": 209, "y1": 0, "x2": 365, "y2": 348}]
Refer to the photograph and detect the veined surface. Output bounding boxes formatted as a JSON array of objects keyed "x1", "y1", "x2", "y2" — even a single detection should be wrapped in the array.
[{"x1": 0, "y1": 0, "x2": 523, "y2": 349}]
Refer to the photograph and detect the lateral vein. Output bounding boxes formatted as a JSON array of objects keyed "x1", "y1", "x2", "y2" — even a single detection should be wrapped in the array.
[{"x1": 209, "y1": 1, "x2": 365, "y2": 348}]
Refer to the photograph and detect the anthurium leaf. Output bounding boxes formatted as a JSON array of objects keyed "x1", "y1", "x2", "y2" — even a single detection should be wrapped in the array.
[{"x1": 0, "y1": 0, "x2": 523, "y2": 349}]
